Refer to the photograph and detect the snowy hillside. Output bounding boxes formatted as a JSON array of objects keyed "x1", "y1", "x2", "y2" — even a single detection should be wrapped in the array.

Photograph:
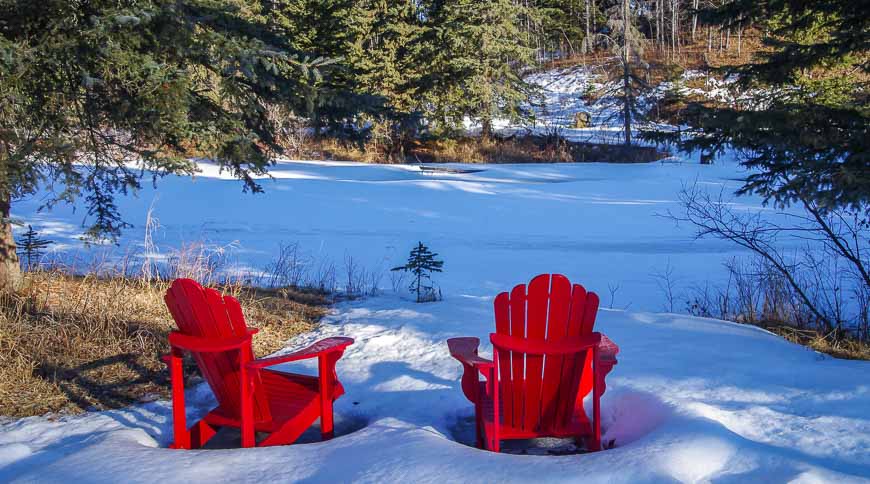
[
  {"x1": 2, "y1": 66, "x2": 868, "y2": 483},
  {"x1": 520, "y1": 65, "x2": 745, "y2": 146}
]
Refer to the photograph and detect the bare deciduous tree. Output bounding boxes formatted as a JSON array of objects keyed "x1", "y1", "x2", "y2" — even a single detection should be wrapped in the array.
[{"x1": 667, "y1": 183, "x2": 870, "y2": 340}]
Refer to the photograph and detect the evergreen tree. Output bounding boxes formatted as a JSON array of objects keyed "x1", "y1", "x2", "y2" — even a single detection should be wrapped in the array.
[
  {"x1": 262, "y1": 0, "x2": 361, "y2": 130},
  {"x1": 586, "y1": 0, "x2": 649, "y2": 145},
  {"x1": 535, "y1": 0, "x2": 591, "y2": 59},
  {"x1": 423, "y1": 0, "x2": 537, "y2": 138},
  {"x1": 15, "y1": 225, "x2": 52, "y2": 271},
  {"x1": 0, "y1": 0, "x2": 322, "y2": 290},
  {"x1": 391, "y1": 242, "x2": 444, "y2": 302},
  {"x1": 654, "y1": 0, "x2": 869, "y2": 212},
  {"x1": 345, "y1": 0, "x2": 426, "y2": 156}
]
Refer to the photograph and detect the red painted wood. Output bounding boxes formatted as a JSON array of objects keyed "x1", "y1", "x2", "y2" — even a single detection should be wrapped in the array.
[
  {"x1": 577, "y1": 291, "x2": 601, "y2": 400},
  {"x1": 540, "y1": 274, "x2": 571, "y2": 431},
  {"x1": 318, "y1": 354, "x2": 334, "y2": 439},
  {"x1": 165, "y1": 280, "x2": 254, "y2": 422},
  {"x1": 491, "y1": 349, "x2": 500, "y2": 452},
  {"x1": 591, "y1": 345, "x2": 602, "y2": 451},
  {"x1": 555, "y1": 284, "x2": 587, "y2": 426},
  {"x1": 523, "y1": 274, "x2": 550, "y2": 432},
  {"x1": 508, "y1": 284, "x2": 526, "y2": 429},
  {"x1": 447, "y1": 274, "x2": 619, "y2": 453},
  {"x1": 163, "y1": 278, "x2": 353, "y2": 449},
  {"x1": 489, "y1": 332, "x2": 601, "y2": 354},
  {"x1": 493, "y1": 292, "x2": 513, "y2": 429},
  {"x1": 167, "y1": 348, "x2": 190, "y2": 449}
]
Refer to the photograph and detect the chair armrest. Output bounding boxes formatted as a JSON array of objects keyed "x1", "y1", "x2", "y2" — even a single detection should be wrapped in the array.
[
  {"x1": 167, "y1": 329, "x2": 258, "y2": 354},
  {"x1": 447, "y1": 337, "x2": 494, "y2": 373},
  {"x1": 448, "y1": 337, "x2": 496, "y2": 406},
  {"x1": 489, "y1": 332, "x2": 602, "y2": 355},
  {"x1": 246, "y1": 337, "x2": 354, "y2": 371},
  {"x1": 599, "y1": 334, "x2": 619, "y2": 362}
]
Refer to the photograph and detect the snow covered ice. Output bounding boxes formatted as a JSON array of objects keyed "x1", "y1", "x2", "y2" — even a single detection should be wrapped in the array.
[{"x1": 2, "y1": 67, "x2": 868, "y2": 482}]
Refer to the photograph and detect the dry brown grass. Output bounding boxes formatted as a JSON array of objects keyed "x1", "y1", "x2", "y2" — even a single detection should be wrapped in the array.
[
  {"x1": 765, "y1": 325, "x2": 870, "y2": 361},
  {"x1": 0, "y1": 270, "x2": 327, "y2": 417},
  {"x1": 304, "y1": 134, "x2": 666, "y2": 164},
  {"x1": 417, "y1": 136, "x2": 667, "y2": 164}
]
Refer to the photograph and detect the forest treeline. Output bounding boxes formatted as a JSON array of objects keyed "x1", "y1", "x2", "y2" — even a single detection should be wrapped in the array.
[
  {"x1": 214, "y1": 0, "x2": 765, "y2": 149},
  {"x1": 3, "y1": 0, "x2": 764, "y2": 161}
]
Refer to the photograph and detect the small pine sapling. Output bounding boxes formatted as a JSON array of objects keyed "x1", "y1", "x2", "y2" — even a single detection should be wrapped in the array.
[
  {"x1": 15, "y1": 225, "x2": 53, "y2": 271},
  {"x1": 391, "y1": 242, "x2": 444, "y2": 302}
]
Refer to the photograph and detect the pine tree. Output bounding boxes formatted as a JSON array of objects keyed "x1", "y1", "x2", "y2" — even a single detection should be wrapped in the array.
[
  {"x1": 0, "y1": 0, "x2": 324, "y2": 290},
  {"x1": 15, "y1": 225, "x2": 52, "y2": 271},
  {"x1": 422, "y1": 0, "x2": 537, "y2": 138},
  {"x1": 655, "y1": 0, "x2": 869, "y2": 213},
  {"x1": 344, "y1": 0, "x2": 427, "y2": 157},
  {"x1": 586, "y1": 0, "x2": 650, "y2": 146},
  {"x1": 533, "y1": 0, "x2": 589, "y2": 59},
  {"x1": 391, "y1": 242, "x2": 444, "y2": 303},
  {"x1": 262, "y1": 0, "x2": 361, "y2": 130}
]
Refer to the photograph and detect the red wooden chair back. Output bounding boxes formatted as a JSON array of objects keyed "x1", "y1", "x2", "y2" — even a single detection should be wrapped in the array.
[
  {"x1": 164, "y1": 278, "x2": 272, "y2": 423},
  {"x1": 492, "y1": 273, "x2": 599, "y2": 434}
]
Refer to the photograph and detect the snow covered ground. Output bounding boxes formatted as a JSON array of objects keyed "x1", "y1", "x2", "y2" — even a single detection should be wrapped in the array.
[
  {"x1": 521, "y1": 65, "x2": 747, "y2": 146},
  {"x1": 14, "y1": 159, "x2": 766, "y2": 311},
  {"x1": 2, "y1": 67, "x2": 868, "y2": 482},
  {"x1": 3, "y1": 160, "x2": 868, "y2": 483}
]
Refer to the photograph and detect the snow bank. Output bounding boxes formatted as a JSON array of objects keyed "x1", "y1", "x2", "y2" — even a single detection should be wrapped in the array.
[{"x1": 2, "y1": 295, "x2": 868, "y2": 482}]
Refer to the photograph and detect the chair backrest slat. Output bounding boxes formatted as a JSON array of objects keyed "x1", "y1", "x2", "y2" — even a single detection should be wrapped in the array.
[
  {"x1": 522, "y1": 275, "x2": 549, "y2": 431},
  {"x1": 508, "y1": 284, "x2": 527, "y2": 429},
  {"x1": 493, "y1": 274, "x2": 599, "y2": 434},
  {"x1": 540, "y1": 275, "x2": 571, "y2": 431},
  {"x1": 493, "y1": 293, "x2": 514, "y2": 429},
  {"x1": 165, "y1": 279, "x2": 271, "y2": 423}
]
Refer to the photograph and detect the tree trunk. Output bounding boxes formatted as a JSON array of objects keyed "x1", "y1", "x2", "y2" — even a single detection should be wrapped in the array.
[
  {"x1": 585, "y1": 0, "x2": 591, "y2": 52},
  {"x1": 415, "y1": 272, "x2": 422, "y2": 303},
  {"x1": 622, "y1": 61, "x2": 632, "y2": 146},
  {"x1": 481, "y1": 117, "x2": 493, "y2": 141},
  {"x1": 0, "y1": 193, "x2": 22, "y2": 293},
  {"x1": 671, "y1": 0, "x2": 678, "y2": 58},
  {"x1": 655, "y1": 0, "x2": 661, "y2": 49},
  {"x1": 591, "y1": 0, "x2": 596, "y2": 38},
  {"x1": 707, "y1": 25, "x2": 712, "y2": 52},
  {"x1": 658, "y1": 0, "x2": 664, "y2": 50},
  {"x1": 622, "y1": 0, "x2": 632, "y2": 146}
]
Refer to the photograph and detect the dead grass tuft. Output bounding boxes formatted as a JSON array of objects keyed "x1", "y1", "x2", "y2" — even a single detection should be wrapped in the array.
[
  {"x1": 0, "y1": 270, "x2": 327, "y2": 417},
  {"x1": 765, "y1": 325, "x2": 870, "y2": 361}
]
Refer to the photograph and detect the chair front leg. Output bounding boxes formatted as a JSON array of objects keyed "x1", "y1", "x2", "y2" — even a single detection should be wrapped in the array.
[
  {"x1": 488, "y1": 355, "x2": 500, "y2": 452},
  {"x1": 589, "y1": 345, "x2": 602, "y2": 452},
  {"x1": 318, "y1": 353, "x2": 337, "y2": 440},
  {"x1": 166, "y1": 348, "x2": 191, "y2": 450},
  {"x1": 240, "y1": 350, "x2": 256, "y2": 448}
]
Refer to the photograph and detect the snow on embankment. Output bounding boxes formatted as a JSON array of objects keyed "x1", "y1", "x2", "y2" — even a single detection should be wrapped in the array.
[
  {"x1": 1, "y1": 295, "x2": 868, "y2": 482},
  {"x1": 520, "y1": 65, "x2": 748, "y2": 147}
]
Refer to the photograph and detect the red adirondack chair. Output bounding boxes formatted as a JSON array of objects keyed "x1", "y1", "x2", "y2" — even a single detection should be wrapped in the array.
[
  {"x1": 163, "y1": 278, "x2": 353, "y2": 449},
  {"x1": 448, "y1": 274, "x2": 619, "y2": 452}
]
